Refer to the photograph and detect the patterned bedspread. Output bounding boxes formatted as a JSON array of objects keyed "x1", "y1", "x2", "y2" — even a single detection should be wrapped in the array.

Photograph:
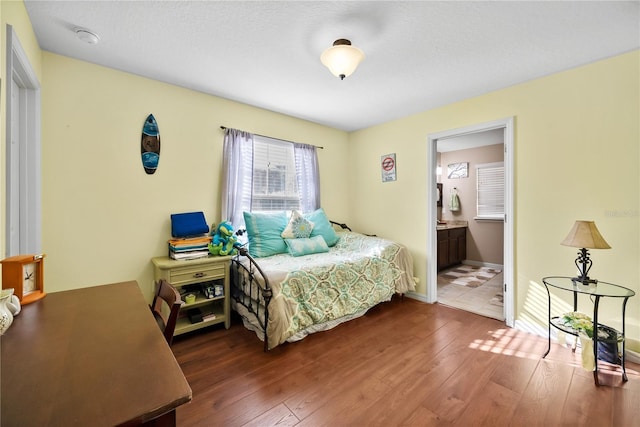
[{"x1": 239, "y1": 232, "x2": 416, "y2": 349}]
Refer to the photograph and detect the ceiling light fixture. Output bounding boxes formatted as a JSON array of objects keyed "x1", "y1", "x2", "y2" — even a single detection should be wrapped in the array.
[
  {"x1": 75, "y1": 28, "x2": 100, "y2": 45},
  {"x1": 320, "y1": 39, "x2": 364, "y2": 80}
]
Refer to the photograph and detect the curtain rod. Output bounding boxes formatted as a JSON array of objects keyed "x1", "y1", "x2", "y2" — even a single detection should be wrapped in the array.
[{"x1": 220, "y1": 126, "x2": 324, "y2": 149}]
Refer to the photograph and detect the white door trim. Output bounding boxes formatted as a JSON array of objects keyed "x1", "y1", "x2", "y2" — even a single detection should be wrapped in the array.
[
  {"x1": 6, "y1": 24, "x2": 42, "y2": 255},
  {"x1": 426, "y1": 117, "x2": 515, "y2": 327}
]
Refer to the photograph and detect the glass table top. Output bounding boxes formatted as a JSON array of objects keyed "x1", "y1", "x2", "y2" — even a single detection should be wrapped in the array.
[{"x1": 543, "y1": 276, "x2": 636, "y2": 298}]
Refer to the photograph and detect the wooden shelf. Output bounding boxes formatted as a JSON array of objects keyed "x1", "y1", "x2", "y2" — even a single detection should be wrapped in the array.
[
  {"x1": 175, "y1": 306, "x2": 225, "y2": 335},
  {"x1": 152, "y1": 255, "x2": 231, "y2": 336},
  {"x1": 182, "y1": 294, "x2": 225, "y2": 310}
]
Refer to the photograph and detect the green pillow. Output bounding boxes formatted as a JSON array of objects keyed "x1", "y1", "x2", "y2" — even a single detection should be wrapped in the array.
[
  {"x1": 305, "y1": 208, "x2": 339, "y2": 247},
  {"x1": 243, "y1": 211, "x2": 287, "y2": 258},
  {"x1": 285, "y1": 235, "x2": 330, "y2": 257},
  {"x1": 281, "y1": 210, "x2": 314, "y2": 239}
]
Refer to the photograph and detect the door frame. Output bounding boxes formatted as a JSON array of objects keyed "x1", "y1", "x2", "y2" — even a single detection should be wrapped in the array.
[
  {"x1": 426, "y1": 117, "x2": 514, "y2": 327},
  {"x1": 5, "y1": 24, "x2": 42, "y2": 255}
]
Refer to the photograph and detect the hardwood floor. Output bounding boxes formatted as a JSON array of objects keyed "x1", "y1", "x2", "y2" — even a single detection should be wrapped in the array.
[{"x1": 171, "y1": 296, "x2": 640, "y2": 426}]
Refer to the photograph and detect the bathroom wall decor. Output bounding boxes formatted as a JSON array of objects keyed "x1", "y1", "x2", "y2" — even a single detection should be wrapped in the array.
[{"x1": 447, "y1": 162, "x2": 468, "y2": 179}]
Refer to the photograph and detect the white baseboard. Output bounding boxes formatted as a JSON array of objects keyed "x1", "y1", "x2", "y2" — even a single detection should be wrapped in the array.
[
  {"x1": 514, "y1": 319, "x2": 550, "y2": 339},
  {"x1": 404, "y1": 291, "x2": 430, "y2": 303},
  {"x1": 627, "y1": 349, "x2": 640, "y2": 364},
  {"x1": 462, "y1": 260, "x2": 504, "y2": 270}
]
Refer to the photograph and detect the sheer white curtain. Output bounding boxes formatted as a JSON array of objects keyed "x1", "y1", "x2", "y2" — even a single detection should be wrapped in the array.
[
  {"x1": 294, "y1": 143, "x2": 320, "y2": 212},
  {"x1": 221, "y1": 128, "x2": 321, "y2": 230},
  {"x1": 221, "y1": 128, "x2": 254, "y2": 228}
]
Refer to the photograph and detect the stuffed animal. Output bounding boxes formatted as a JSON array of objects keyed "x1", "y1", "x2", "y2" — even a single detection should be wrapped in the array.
[{"x1": 209, "y1": 221, "x2": 238, "y2": 256}]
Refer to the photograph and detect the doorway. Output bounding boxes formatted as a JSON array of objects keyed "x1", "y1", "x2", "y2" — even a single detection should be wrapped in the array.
[
  {"x1": 426, "y1": 117, "x2": 514, "y2": 327},
  {"x1": 436, "y1": 130, "x2": 504, "y2": 320},
  {"x1": 5, "y1": 25, "x2": 42, "y2": 256}
]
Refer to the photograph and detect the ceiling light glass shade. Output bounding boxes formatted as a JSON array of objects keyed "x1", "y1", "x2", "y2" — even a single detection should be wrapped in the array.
[{"x1": 321, "y1": 39, "x2": 365, "y2": 80}]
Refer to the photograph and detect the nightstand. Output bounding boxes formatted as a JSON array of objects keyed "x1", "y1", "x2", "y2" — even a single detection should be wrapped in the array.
[{"x1": 152, "y1": 255, "x2": 231, "y2": 336}]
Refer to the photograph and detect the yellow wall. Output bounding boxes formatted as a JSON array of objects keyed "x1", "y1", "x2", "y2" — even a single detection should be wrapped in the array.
[
  {"x1": 440, "y1": 144, "x2": 504, "y2": 265},
  {"x1": 2, "y1": 1, "x2": 639, "y2": 346},
  {"x1": 348, "y1": 50, "x2": 640, "y2": 345},
  {"x1": 40, "y1": 53, "x2": 349, "y2": 299}
]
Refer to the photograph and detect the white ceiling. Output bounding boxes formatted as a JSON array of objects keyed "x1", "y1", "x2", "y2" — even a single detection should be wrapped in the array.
[{"x1": 24, "y1": 1, "x2": 640, "y2": 132}]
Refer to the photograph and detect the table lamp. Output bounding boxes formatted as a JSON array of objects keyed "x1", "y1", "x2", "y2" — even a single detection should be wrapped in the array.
[{"x1": 561, "y1": 220, "x2": 611, "y2": 284}]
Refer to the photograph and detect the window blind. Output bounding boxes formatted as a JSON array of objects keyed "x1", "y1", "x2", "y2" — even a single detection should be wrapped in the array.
[
  {"x1": 476, "y1": 161, "x2": 504, "y2": 220},
  {"x1": 252, "y1": 136, "x2": 300, "y2": 211}
]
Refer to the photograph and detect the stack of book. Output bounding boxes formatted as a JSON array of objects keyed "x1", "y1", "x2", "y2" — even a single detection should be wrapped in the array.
[{"x1": 168, "y1": 236, "x2": 212, "y2": 260}]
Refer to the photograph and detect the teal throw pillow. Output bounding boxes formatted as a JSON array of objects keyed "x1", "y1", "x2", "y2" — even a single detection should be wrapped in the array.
[
  {"x1": 281, "y1": 210, "x2": 314, "y2": 239},
  {"x1": 243, "y1": 211, "x2": 287, "y2": 258},
  {"x1": 285, "y1": 235, "x2": 330, "y2": 257},
  {"x1": 305, "y1": 208, "x2": 340, "y2": 247}
]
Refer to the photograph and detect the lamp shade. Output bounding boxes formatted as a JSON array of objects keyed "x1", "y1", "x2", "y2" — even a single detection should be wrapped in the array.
[
  {"x1": 561, "y1": 220, "x2": 611, "y2": 249},
  {"x1": 320, "y1": 39, "x2": 365, "y2": 80}
]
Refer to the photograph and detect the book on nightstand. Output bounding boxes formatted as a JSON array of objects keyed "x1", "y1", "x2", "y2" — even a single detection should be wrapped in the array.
[
  {"x1": 202, "y1": 312, "x2": 217, "y2": 322},
  {"x1": 169, "y1": 250, "x2": 209, "y2": 260},
  {"x1": 168, "y1": 211, "x2": 212, "y2": 260},
  {"x1": 168, "y1": 236, "x2": 212, "y2": 260}
]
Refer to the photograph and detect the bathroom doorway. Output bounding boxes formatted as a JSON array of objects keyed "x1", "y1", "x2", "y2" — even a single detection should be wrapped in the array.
[
  {"x1": 426, "y1": 117, "x2": 514, "y2": 327},
  {"x1": 436, "y1": 131, "x2": 504, "y2": 320}
]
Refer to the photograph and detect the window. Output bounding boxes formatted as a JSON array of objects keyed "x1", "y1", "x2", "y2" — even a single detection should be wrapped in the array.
[
  {"x1": 476, "y1": 162, "x2": 504, "y2": 220},
  {"x1": 220, "y1": 129, "x2": 320, "y2": 229},
  {"x1": 252, "y1": 136, "x2": 300, "y2": 211}
]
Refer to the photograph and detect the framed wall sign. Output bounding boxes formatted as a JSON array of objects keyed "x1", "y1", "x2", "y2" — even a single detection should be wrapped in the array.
[
  {"x1": 447, "y1": 162, "x2": 468, "y2": 179},
  {"x1": 381, "y1": 153, "x2": 397, "y2": 182}
]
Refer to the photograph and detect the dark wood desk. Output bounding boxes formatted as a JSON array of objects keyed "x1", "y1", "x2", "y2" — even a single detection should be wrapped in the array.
[{"x1": 1, "y1": 281, "x2": 192, "y2": 426}]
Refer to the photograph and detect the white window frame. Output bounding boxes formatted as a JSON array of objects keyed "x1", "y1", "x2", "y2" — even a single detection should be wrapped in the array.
[{"x1": 475, "y1": 161, "x2": 504, "y2": 221}]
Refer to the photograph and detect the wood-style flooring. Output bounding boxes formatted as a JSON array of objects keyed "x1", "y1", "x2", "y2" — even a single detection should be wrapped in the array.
[{"x1": 171, "y1": 296, "x2": 640, "y2": 426}]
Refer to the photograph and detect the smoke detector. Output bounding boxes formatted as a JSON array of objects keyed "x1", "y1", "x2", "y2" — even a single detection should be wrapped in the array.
[{"x1": 75, "y1": 28, "x2": 100, "y2": 45}]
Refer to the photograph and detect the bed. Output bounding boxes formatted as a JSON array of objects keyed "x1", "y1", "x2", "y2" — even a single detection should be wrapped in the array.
[{"x1": 230, "y1": 209, "x2": 416, "y2": 351}]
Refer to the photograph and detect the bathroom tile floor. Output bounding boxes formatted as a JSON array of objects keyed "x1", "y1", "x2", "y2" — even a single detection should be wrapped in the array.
[{"x1": 437, "y1": 267, "x2": 504, "y2": 321}]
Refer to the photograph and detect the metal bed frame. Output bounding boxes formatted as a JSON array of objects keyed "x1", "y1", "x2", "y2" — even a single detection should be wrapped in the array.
[{"x1": 229, "y1": 221, "x2": 351, "y2": 351}]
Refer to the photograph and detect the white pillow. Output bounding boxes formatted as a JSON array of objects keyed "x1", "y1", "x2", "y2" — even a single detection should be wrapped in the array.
[
  {"x1": 281, "y1": 210, "x2": 314, "y2": 239},
  {"x1": 285, "y1": 235, "x2": 329, "y2": 256}
]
